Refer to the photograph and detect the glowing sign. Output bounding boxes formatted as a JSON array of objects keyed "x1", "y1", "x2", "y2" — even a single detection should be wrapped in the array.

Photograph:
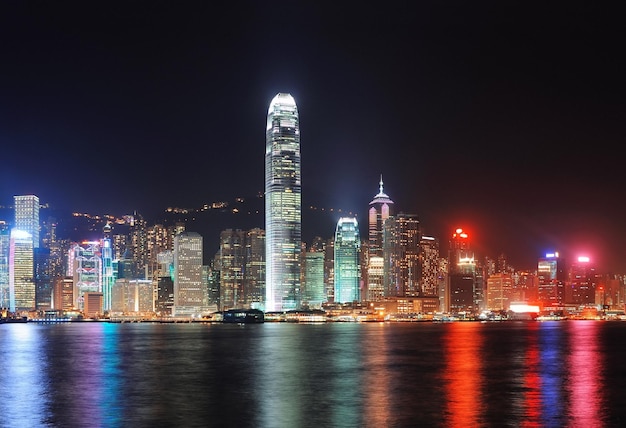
[
  {"x1": 510, "y1": 304, "x2": 540, "y2": 313},
  {"x1": 577, "y1": 256, "x2": 590, "y2": 263},
  {"x1": 545, "y1": 252, "x2": 559, "y2": 258},
  {"x1": 453, "y1": 228, "x2": 468, "y2": 239}
]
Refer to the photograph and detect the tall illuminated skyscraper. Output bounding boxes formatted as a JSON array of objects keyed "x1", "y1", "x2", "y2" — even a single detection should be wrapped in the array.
[
  {"x1": 334, "y1": 217, "x2": 361, "y2": 304},
  {"x1": 383, "y1": 213, "x2": 420, "y2": 297},
  {"x1": 172, "y1": 231, "x2": 206, "y2": 317},
  {"x1": 537, "y1": 252, "x2": 565, "y2": 308},
  {"x1": 265, "y1": 93, "x2": 301, "y2": 312},
  {"x1": 366, "y1": 176, "x2": 393, "y2": 301},
  {"x1": 101, "y1": 222, "x2": 114, "y2": 312},
  {"x1": 14, "y1": 195, "x2": 40, "y2": 248},
  {"x1": 447, "y1": 228, "x2": 477, "y2": 314},
  {"x1": 9, "y1": 229, "x2": 35, "y2": 312}
]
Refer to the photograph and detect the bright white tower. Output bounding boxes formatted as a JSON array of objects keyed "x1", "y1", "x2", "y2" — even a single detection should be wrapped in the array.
[{"x1": 265, "y1": 93, "x2": 301, "y2": 312}]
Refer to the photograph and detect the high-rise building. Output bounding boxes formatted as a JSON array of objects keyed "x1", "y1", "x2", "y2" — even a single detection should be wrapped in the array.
[
  {"x1": 566, "y1": 256, "x2": 598, "y2": 305},
  {"x1": 70, "y1": 241, "x2": 102, "y2": 311},
  {"x1": 334, "y1": 217, "x2": 361, "y2": 304},
  {"x1": 303, "y1": 251, "x2": 325, "y2": 309},
  {"x1": 366, "y1": 176, "x2": 393, "y2": 301},
  {"x1": 265, "y1": 92, "x2": 301, "y2": 312},
  {"x1": 0, "y1": 222, "x2": 10, "y2": 309},
  {"x1": 219, "y1": 229, "x2": 246, "y2": 310},
  {"x1": 14, "y1": 195, "x2": 40, "y2": 248},
  {"x1": 34, "y1": 247, "x2": 52, "y2": 311},
  {"x1": 537, "y1": 252, "x2": 566, "y2": 309},
  {"x1": 447, "y1": 228, "x2": 478, "y2": 314},
  {"x1": 486, "y1": 273, "x2": 513, "y2": 310},
  {"x1": 419, "y1": 235, "x2": 440, "y2": 298},
  {"x1": 101, "y1": 223, "x2": 114, "y2": 312},
  {"x1": 52, "y1": 276, "x2": 74, "y2": 310},
  {"x1": 383, "y1": 213, "x2": 421, "y2": 297},
  {"x1": 244, "y1": 228, "x2": 265, "y2": 309},
  {"x1": 9, "y1": 229, "x2": 35, "y2": 312},
  {"x1": 172, "y1": 232, "x2": 206, "y2": 317}
]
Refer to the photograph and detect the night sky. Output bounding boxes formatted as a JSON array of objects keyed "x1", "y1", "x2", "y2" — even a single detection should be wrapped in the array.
[{"x1": 1, "y1": 1, "x2": 624, "y2": 271}]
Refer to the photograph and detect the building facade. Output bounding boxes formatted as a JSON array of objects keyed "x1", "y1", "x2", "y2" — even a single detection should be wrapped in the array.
[
  {"x1": 14, "y1": 195, "x2": 40, "y2": 248},
  {"x1": 265, "y1": 93, "x2": 301, "y2": 312},
  {"x1": 366, "y1": 176, "x2": 394, "y2": 301},
  {"x1": 173, "y1": 232, "x2": 206, "y2": 317},
  {"x1": 334, "y1": 217, "x2": 361, "y2": 304}
]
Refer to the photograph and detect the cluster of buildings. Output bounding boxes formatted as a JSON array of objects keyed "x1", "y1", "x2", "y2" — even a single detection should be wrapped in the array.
[{"x1": 2, "y1": 93, "x2": 625, "y2": 320}]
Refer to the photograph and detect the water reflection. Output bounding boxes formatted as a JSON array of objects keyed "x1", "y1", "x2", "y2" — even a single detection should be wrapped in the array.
[
  {"x1": 0, "y1": 321, "x2": 622, "y2": 427},
  {"x1": 0, "y1": 324, "x2": 48, "y2": 427},
  {"x1": 538, "y1": 322, "x2": 567, "y2": 426},
  {"x1": 255, "y1": 323, "x2": 368, "y2": 427},
  {"x1": 521, "y1": 321, "x2": 542, "y2": 427},
  {"x1": 566, "y1": 321, "x2": 606, "y2": 427},
  {"x1": 442, "y1": 322, "x2": 484, "y2": 426},
  {"x1": 362, "y1": 323, "x2": 391, "y2": 427}
]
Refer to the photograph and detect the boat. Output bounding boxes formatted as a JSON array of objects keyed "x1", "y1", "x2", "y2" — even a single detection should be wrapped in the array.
[
  {"x1": 221, "y1": 309, "x2": 265, "y2": 323},
  {"x1": 0, "y1": 316, "x2": 29, "y2": 324}
]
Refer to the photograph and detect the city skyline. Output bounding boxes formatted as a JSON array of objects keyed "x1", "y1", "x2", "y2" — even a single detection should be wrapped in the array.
[{"x1": 1, "y1": 2, "x2": 623, "y2": 272}]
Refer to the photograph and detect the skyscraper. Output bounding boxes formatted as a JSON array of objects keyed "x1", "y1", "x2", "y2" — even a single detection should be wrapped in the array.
[
  {"x1": 334, "y1": 217, "x2": 361, "y2": 304},
  {"x1": 172, "y1": 232, "x2": 205, "y2": 317},
  {"x1": 265, "y1": 93, "x2": 301, "y2": 312},
  {"x1": 219, "y1": 228, "x2": 246, "y2": 310},
  {"x1": 447, "y1": 228, "x2": 478, "y2": 314},
  {"x1": 14, "y1": 195, "x2": 40, "y2": 248},
  {"x1": 9, "y1": 229, "x2": 35, "y2": 312},
  {"x1": 366, "y1": 176, "x2": 394, "y2": 301},
  {"x1": 383, "y1": 213, "x2": 421, "y2": 297}
]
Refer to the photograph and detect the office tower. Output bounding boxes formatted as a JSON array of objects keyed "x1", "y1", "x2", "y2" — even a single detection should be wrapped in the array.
[
  {"x1": 172, "y1": 232, "x2": 206, "y2": 317},
  {"x1": 419, "y1": 235, "x2": 440, "y2": 298},
  {"x1": 70, "y1": 241, "x2": 102, "y2": 311},
  {"x1": 308, "y1": 236, "x2": 336, "y2": 303},
  {"x1": 244, "y1": 228, "x2": 265, "y2": 309},
  {"x1": 510, "y1": 270, "x2": 538, "y2": 304},
  {"x1": 202, "y1": 264, "x2": 220, "y2": 313},
  {"x1": 34, "y1": 247, "x2": 52, "y2": 311},
  {"x1": 486, "y1": 273, "x2": 513, "y2": 310},
  {"x1": 14, "y1": 195, "x2": 40, "y2": 248},
  {"x1": 303, "y1": 251, "x2": 325, "y2": 309},
  {"x1": 0, "y1": 222, "x2": 10, "y2": 309},
  {"x1": 83, "y1": 292, "x2": 103, "y2": 317},
  {"x1": 131, "y1": 279, "x2": 154, "y2": 312},
  {"x1": 334, "y1": 217, "x2": 361, "y2": 304},
  {"x1": 156, "y1": 251, "x2": 174, "y2": 315},
  {"x1": 52, "y1": 276, "x2": 74, "y2": 310},
  {"x1": 129, "y1": 212, "x2": 149, "y2": 278},
  {"x1": 383, "y1": 213, "x2": 421, "y2": 297},
  {"x1": 9, "y1": 229, "x2": 35, "y2": 312},
  {"x1": 219, "y1": 229, "x2": 246, "y2": 310},
  {"x1": 101, "y1": 223, "x2": 114, "y2": 312},
  {"x1": 447, "y1": 228, "x2": 477, "y2": 314},
  {"x1": 537, "y1": 252, "x2": 566, "y2": 309},
  {"x1": 567, "y1": 256, "x2": 598, "y2": 305},
  {"x1": 265, "y1": 92, "x2": 301, "y2": 312},
  {"x1": 366, "y1": 176, "x2": 394, "y2": 301}
]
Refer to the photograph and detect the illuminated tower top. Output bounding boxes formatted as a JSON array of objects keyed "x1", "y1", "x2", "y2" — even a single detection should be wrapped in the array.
[
  {"x1": 13, "y1": 194, "x2": 40, "y2": 248},
  {"x1": 368, "y1": 175, "x2": 394, "y2": 258}
]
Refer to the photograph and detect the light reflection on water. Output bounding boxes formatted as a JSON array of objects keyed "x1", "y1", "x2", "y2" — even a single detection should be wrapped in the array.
[{"x1": 1, "y1": 321, "x2": 625, "y2": 427}]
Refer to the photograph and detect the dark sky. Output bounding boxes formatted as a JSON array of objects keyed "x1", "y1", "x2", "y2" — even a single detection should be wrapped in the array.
[{"x1": 1, "y1": 1, "x2": 624, "y2": 271}]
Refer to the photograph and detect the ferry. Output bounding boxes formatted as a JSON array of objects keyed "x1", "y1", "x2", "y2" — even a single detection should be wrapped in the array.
[{"x1": 221, "y1": 309, "x2": 265, "y2": 323}]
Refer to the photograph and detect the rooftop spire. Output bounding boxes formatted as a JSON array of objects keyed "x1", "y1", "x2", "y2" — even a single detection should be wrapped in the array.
[{"x1": 379, "y1": 174, "x2": 384, "y2": 195}]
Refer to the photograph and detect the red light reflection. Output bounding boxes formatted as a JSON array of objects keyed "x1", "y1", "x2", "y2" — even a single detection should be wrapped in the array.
[{"x1": 442, "y1": 323, "x2": 483, "y2": 426}]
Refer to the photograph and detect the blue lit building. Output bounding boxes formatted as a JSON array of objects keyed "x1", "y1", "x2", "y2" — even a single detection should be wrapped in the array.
[
  {"x1": 101, "y1": 222, "x2": 114, "y2": 312},
  {"x1": 265, "y1": 93, "x2": 301, "y2": 312},
  {"x1": 334, "y1": 217, "x2": 361, "y2": 304}
]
